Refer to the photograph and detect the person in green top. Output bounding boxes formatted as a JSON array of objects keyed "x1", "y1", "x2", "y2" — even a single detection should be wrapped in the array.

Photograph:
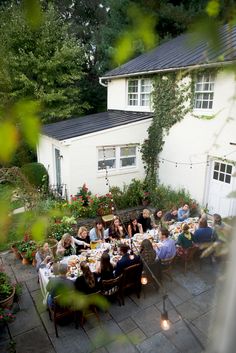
[{"x1": 176, "y1": 223, "x2": 194, "y2": 256}]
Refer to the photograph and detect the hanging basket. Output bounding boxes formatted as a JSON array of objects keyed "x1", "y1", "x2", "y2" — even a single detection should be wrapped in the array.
[{"x1": 0, "y1": 286, "x2": 15, "y2": 309}]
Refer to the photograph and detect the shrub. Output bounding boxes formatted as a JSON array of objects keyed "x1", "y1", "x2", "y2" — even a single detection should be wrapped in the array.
[{"x1": 21, "y1": 162, "x2": 49, "y2": 188}]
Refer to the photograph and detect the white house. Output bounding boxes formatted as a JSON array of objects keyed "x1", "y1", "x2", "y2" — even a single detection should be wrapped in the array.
[{"x1": 38, "y1": 25, "x2": 236, "y2": 217}]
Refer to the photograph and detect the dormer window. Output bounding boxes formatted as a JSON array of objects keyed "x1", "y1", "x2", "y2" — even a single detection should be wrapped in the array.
[
  {"x1": 128, "y1": 78, "x2": 151, "y2": 106},
  {"x1": 194, "y1": 73, "x2": 214, "y2": 109}
]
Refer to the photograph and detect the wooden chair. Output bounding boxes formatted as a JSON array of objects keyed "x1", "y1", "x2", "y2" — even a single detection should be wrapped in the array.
[
  {"x1": 101, "y1": 274, "x2": 123, "y2": 306},
  {"x1": 120, "y1": 263, "x2": 143, "y2": 305},
  {"x1": 48, "y1": 295, "x2": 78, "y2": 338},
  {"x1": 160, "y1": 256, "x2": 175, "y2": 281},
  {"x1": 79, "y1": 291, "x2": 101, "y2": 328},
  {"x1": 177, "y1": 247, "x2": 198, "y2": 274}
]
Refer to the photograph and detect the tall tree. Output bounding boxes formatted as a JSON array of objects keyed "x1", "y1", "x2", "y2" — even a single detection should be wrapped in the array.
[{"x1": 0, "y1": 3, "x2": 89, "y2": 123}]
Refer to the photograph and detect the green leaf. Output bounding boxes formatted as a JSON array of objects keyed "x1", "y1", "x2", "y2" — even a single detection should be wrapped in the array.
[
  {"x1": 0, "y1": 122, "x2": 18, "y2": 163},
  {"x1": 206, "y1": 0, "x2": 220, "y2": 17},
  {"x1": 31, "y1": 217, "x2": 48, "y2": 242},
  {"x1": 22, "y1": 0, "x2": 42, "y2": 29}
]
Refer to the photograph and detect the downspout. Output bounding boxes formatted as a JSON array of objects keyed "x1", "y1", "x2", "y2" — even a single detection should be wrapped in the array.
[{"x1": 99, "y1": 77, "x2": 108, "y2": 87}]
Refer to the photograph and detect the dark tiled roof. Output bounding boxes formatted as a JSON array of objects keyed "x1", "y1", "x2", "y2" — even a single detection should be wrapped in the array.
[
  {"x1": 102, "y1": 25, "x2": 236, "y2": 78},
  {"x1": 42, "y1": 110, "x2": 153, "y2": 141}
]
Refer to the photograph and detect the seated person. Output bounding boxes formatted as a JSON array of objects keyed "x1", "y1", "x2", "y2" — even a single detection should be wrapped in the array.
[
  {"x1": 155, "y1": 228, "x2": 176, "y2": 260},
  {"x1": 74, "y1": 261, "x2": 100, "y2": 294},
  {"x1": 46, "y1": 263, "x2": 74, "y2": 308},
  {"x1": 89, "y1": 219, "x2": 109, "y2": 242},
  {"x1": 152, "y1": 209, "x2": 164, "y2": 228},
  {"x1": 56, "y1": 233, "x2": 90, "y2": 257},
  {"x1": 114, "y1": 244, "x2": 142, "y2": 277},
  {"x1": 139, "y1": 239, "x2": 156, "y2": 265},
  {"x1": 127, "y1": 216, "x2": 143, "y2": 238},
  {"x1": 96, "y1": 252, "x2": 114, "y2": 281},
  {"x1": 75, "y1": 227, "x2": 90, "y2": 254},
  {"x1": 193, "y1": 218, "x2": 217, "y2": 243},
  {"x1": 108, "y1": 216, "x2": 123, "y2": 240},
  {"x1": 177, "y1": 204, "x2": 190, "y2": 222},
  {"x1": 138, "y1": 209, "x2": 152, "y2": 232},
  {"x1": 163, "y1": 207, "x2": 178, "y2": 224},
  {"x1": 139, "y1": 239, "x2": 162, "y2": 280},
  {"x1": 35, "y1": 242, "x2": 53, "y2": 271},
  {"x1": 176, "y1": 224, "x2": 194, "y2": 256}
]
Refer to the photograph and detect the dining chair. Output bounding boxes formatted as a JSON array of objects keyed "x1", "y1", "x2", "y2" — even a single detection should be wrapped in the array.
[
  {"x1": 79, "y1": 291, "x2": 102, "y2": 328},
  {"x1": 176, "y1": 247, "x2": 198, "y2": 274},
  {"x1": 120, "y1": 263, "x2": 143, "y2": 305},
  {"x1": 48, "y1": 295, "x2": 78, "y2": 338},
  {"x1": 160, "y1": 256, "x2": 175, "y2": 281},
  {"x1": 101, "y1": 274, "x2": 123, "y2": 306}
]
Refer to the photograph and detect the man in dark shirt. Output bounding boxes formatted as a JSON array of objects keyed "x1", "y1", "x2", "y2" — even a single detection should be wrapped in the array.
[
  {"x1": 164, "y1": 208, "x2": 178, "y2": 224},
  {"x1": 114, "y1": 244, "x2": 142, "y2": 277}
]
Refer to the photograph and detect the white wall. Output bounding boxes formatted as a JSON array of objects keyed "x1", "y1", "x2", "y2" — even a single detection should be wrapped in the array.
[
  {"x1": 158, "y1": 70, "x2": 236, "y2": 211},
  {"x1": 107, "y1": 78, "x2": 153, "y2": 112},
  {"x1": 64, "y1": 119, "x2": 152, "y2": 196},
  {"x1": 38, "y1": 119, "x2": 152, "y2": 197}
]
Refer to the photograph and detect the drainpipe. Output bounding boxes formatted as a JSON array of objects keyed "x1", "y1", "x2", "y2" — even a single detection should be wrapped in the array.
[{"x1": 99, "y1": 77, "x2": 108, "y2": 87}]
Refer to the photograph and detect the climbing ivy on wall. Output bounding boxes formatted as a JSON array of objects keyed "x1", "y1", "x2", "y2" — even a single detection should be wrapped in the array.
[
  {"x1": 141, "y1": 67, "x2": 221, "y2": 199},
  {"x1": 141, "y1": 71, "x2": 191, "y2": 196}
]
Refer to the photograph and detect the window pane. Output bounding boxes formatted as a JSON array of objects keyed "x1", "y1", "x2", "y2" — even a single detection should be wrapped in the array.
[
  {"x1": 128, "y1": 80, "x2": 138, "y2": 92},
  {"x1": 213, "y1": 171, "x2": 219, "y2": 179},
  {"x1": 99, "y1": 148, "x2": 115, "y2": 159},
  {"x1": 98, "y1": 159, "x2": 116, "y2": 170},
  {"x1": 209, "y1": 101, "x2": 213, "y2": 109},
  {"x1": 220, "y1": 163, "x2": 226, "y2": 172},
  {"x1": 120, "y1": 146, "x2": 136, "y2": 156},
  {"x1": 214, "y1": 162, "x2": 219, "y2": 171},
  {"x1": 141, "y1": 94, "x2": 150, "y2": 106},
  {"x1": 120, "y1": 157, "x2": 136, "y2": 167},
  {"x1": 225, "y1": 175, "x2": 231, "y2": 184},
  {"x1": 226, "y1": 165, "x2": 232, "y2": 174},
  {"x1": 202, "y1": 101, "x2": 208, "y2": 108},
  {"x1": 219, "y1": 173, "x2": 224, "y2": 182}
]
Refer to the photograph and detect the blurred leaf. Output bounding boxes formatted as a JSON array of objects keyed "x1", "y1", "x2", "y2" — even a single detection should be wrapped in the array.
[
  {"x1": 13, "y1": 100, "x2": 41, "y2": 147},
  {"x1": 228, "y1": 191, "x2": 236, "y2": 198},
  {"x1": 113, "y1": 4, "x2": 157, "y2": 65},
  {"x1": 22, "y1": 0, "x2": 42, "y2": 29},
  {"x1": 0, "y1": 122, "x2": 19, "y2": 163},
  {"x1": 206, "y1": 0, "x2": 220, "y2": 17},
  {"x1": 0, "y1": 199, "x2": 11, "y2": 244},
  {"x1": 188, "y1": 16, "x2": 221, "y2": 53},
  {"x1": 31, "y1": 217, "x2": 48, "y2": 242}
]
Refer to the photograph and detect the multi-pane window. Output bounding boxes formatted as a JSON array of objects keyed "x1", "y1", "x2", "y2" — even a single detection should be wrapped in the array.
[
  {"x1": 98, "y1": 146, "x2": 137, "y2": 171},
  {"x1": 120, "y1": 146, "x2": 136, "y2": 167},
  {"x1": 194, "y1": 74, "x2": 214, "y2": 109},
  {"x1": 98, "y1": 148, "x2": 116, "y2": 170},
  {"x1": 213, "y1": 161, "x2": 232, "y2": 184},
  {"x1": 128, "y1": 79, "x2": 151, "y2": 106}
]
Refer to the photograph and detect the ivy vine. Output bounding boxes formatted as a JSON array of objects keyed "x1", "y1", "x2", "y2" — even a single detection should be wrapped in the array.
[{"x1": 141, "y1": 71, "x2": 191, "y2": 194}]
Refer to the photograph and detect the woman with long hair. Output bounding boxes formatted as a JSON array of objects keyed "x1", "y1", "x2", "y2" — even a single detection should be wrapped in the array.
[
  {"x1": 75, "y1": 227, "x2": 90, "y2": 254},
  {"x1": 89, "y1": 219, "x2": 109, "y2": 241},
  {"x1": 35, "y1": 242, "x2": 53, "y2": 271},
  {"x1": 74, "y1": 261, "x2": 99, "y2": 294},
  {"x1": 96, "y1": 252, "x2": 114, "y2": 280},
  {"x1": 176, "y1": 223, "x2": 194, "y2": 256},
  {"x1": 108, "y1": 216, "x2": 123, "y2": 240},
  {"x1": 139, "y1": 239, "x2": 156, "y2": 265},
  {"x1": 127, "y1": 216, "x2": 143, "y2": 237},
  {"x1": 56, "y1": 233, "x2": 90, "y2": 257}
]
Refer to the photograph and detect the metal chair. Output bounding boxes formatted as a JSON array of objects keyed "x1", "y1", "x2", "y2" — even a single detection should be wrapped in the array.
[
  {"x1": 120, "y1": 263, "x2": 143, "y2": 305},
  {"x1": 176, "y1": 246, "x2": 198, "y2": 274},
  {"x1": 79, "y1": 291, "x2": 102, "y2": 328},
  {"x1": 101, "y1": 274, "x2": 123, "y2": 306}
]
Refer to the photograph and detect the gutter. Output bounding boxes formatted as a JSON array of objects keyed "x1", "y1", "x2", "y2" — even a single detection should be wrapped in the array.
[
  {"x1": 99, "y1": 77, "x2": 108, "y2": 87},
  {"x1": 99, "y1": 60, "x2": 236, "y2": 81}
]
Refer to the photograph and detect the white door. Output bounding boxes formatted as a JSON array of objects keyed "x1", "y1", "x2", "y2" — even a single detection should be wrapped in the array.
[{"x1": 206, "y1": 160, "x2": 236, "y2": 217}]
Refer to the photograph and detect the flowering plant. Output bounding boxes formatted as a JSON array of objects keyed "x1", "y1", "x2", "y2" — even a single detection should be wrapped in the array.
[
  {"x1": 76, "y1": 183, "x2": 92, "y2": 206},
  {"x1": 0, "y1": 308, "x2": 16, "y2": 324}
]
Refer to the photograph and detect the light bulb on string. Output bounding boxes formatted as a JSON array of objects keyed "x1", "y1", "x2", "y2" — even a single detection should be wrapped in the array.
[
  {"x1": 160, "y1": 312, "x2": 170, "y2": 331},
  {"x1": 190, "y1": 163, "x2": 192, "y2": 169},
  {"x1": 141, "y1": 273, "x2": 148, "y2": 285},
  {"x1": 175, "y1": 163, "x2": 178, "y2": 168}
]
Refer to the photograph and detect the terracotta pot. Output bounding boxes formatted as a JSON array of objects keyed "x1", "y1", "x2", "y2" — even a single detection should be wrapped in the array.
[
  {"x1": 21, "y1": 257, "x2": 30, "y2": 265},
  {"x1": 11, "y1": 246, "x2": 22, "y2": 260},
  {"x1": 0, "y1": 286, "x2": 15, "y2": 309}
]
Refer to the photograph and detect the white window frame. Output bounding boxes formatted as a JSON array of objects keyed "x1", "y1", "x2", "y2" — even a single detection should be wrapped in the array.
[
  {"x1": 127, "y1": 78, "x2": 152, "y2": 107},
  {"x1": 98, "y1": 145, "x2": 137, "y2": 172},
  {"x1": 194, "y1": 73, "x2": 215, "y2": 110}
]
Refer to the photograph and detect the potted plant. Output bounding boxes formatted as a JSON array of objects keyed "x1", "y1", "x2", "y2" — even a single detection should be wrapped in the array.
[
  {"x1": 0, "y1": 272, "x2": 15, "y2": 309},
  {"x1": 0, "y1": 307, "x2": 16, "y2": 326}
]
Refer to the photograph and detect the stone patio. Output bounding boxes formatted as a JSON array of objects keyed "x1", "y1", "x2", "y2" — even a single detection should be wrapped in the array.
[{"x1": 0, "y1": 251, "x2": 223, "y2": 353}]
